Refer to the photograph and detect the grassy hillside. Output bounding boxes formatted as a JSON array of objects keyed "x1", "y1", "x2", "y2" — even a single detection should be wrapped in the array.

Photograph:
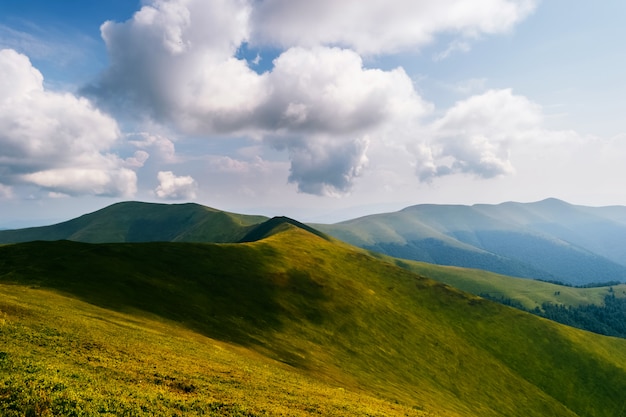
[
  {"x1": 0, "y1": 284, "x2": 422, "y2": 417},
  {"x1": 391, "y1": 258, "x2": 626, "y2": 310},
  {"x1": 0, "y1": 201, "x2": 267, "y2": 244},
  {"x1": 5, "y1": 198, "x2": 626, "y2": 285},
  {"x1": 314, "y1": 199, "x2": 626, "y2": 285},
  {"x1": 3, "y1": 223, "x2": 626, "y2": 416}
]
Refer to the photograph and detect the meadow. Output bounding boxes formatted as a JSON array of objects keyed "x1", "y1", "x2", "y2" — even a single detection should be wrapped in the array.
[{"x1": 2, "y1": 222, "x2": 626, "y2": 416}]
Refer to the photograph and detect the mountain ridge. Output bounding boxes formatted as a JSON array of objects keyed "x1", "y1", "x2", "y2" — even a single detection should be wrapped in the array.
[
  {"x1": 0, "y1": 200, "x2": 268, "y2": 244},
  {"x1": 3, "y1": 225, "x2": 626, "y2": 416},
  {"x1": 3, "y1": 198, "x2": 626, "y2": 285},
  {"x1": 314, "y1": 198, "x2": 626, "y2": 285}
]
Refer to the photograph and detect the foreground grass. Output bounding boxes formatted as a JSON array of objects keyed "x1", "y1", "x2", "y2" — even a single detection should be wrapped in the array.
[
  {"x1": 0, "y1": 284, "x2": 428, "y2": 417},
  {"x1": 2, "y1": 226, "x2": 626, "y2": 416}
]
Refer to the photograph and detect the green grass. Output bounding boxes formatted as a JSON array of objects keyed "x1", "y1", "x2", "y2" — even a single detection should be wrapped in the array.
[
  {"x1": 2, "y1": 224, "x2": 626, "y2": 416},
  {"x1": 0, "y1": 201, "x2": 267, "y2": 244},
  {"x1": 0, "y1": 284, "x2": 426, "y2": 417},
  {"x1": 389, "y1": 257, "x2": 626, "y2": 309}
]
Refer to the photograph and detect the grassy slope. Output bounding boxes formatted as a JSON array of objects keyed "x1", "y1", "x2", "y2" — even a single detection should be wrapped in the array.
[
  {"x1": 0, "y1": 284, "x2": 422, "y2": 417},
  {"x1": 0, "y1": 201, "x2": 267, "y2": 244},
  {"x1": 2, "y1": 227, "x2": 626, "y2": 416},
  {"x1": 384, "y1": 256, "x2": 626, "y2": 310}
]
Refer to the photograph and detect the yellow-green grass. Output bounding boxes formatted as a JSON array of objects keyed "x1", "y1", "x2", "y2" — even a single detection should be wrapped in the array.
[
  {"x1": 2, "y1": 225, "x2": 626, "y2": 416},
  {"x1": 390, "y1": 257, "x2": 626, "y2": 309},
  {"x1": 0, "y1": 284, "x2": 427, "y2": 417}
]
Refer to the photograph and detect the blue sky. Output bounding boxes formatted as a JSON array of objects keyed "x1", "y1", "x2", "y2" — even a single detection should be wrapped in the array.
[{"x1": 1, "y1": 0, "x2": 626, "y2": 226}]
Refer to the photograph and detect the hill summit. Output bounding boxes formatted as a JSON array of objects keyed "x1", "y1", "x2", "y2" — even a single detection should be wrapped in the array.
[
  {"x1": 239, "y1": 216, "x2": 330, "y2": 242},
  {"x1": 4, "y1": 198, "x2": 626, "y2": 285},
  {"x1": 0, "y1": 201, "x2": 267, "y2": 244}
]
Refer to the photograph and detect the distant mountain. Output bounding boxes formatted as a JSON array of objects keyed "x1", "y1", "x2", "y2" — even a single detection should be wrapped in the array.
[
  {"x1": 0, "y1": 201, "x2": 267, "y2": 244},
  {"x1": 314, "y1": 199, "x2": 626, "y2": 285},
  {"x1": 3, "y1": 223, "x2": 626, "y2": 416},
  {"x1": 4, "y1": 198, "x2": 626, "y2": 285}
]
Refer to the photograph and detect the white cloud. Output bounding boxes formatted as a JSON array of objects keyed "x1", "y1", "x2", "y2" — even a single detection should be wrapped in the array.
[
  {"x1": 86, "y1": 0, "x2": 433, "y2": 195},
  {"x1": 260, "y1": 47, "x2": 428, "y2": 194},
  {"x1": 124, "y1": 151, "x2": 150, "y2": 168},
  {"x1": 83, "y1": 0, "x2": 539, "y2": 196},
  {"x1": 250, "y1": 0, "x2": 538, "y2": 54},
  {"x1": 414, "y1": 89, "x2": 580, "y2": 181},
  {"x1": 22, "y1": 166, "x2": 137, "y2": 197},
  {"x1": 128, "y1": 132, "x2": 177, "y2": 162},
  {"x1": 155, "y1": 170, "x2": 197, "y2": 199},
  {"x1": 261, "y1": 47, "x2": 430, "y2": 133},
  {"x1": 282, "y1": 135, "x2": 370, "y2": 196},
  {"x1": 0, "y1": 48, "x2": 136, "y2": 197},
  {"x1": 92, "y1": 0, "x2": 262, "y2": 131}
]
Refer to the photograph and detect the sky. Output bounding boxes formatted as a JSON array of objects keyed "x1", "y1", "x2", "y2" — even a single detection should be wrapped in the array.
[{"x1": 1, "y1": 0, "x2": 626, "y2": 226}]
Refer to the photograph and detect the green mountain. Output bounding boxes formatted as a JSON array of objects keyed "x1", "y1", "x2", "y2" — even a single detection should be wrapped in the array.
[
  {"x1": 4, "y1": 198, "x2": 626, "y2": 286},
  {"x1": 0, "y1": 201, "x2": 267, "y2": 244},
  {"x1": 2, "y1": 221, "x2": 626, "y2": 416},
  {"x1": 314, "y1": 198, "x2": 626, "y2": 285}
]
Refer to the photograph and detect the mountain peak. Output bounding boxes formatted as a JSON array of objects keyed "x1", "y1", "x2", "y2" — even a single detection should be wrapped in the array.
[
  {"x1": 239, "y1": 216, "x2": 329, "y2": 242},
  {"x1": 0, "y1": 201, "x2": 268, "y2": 244}
]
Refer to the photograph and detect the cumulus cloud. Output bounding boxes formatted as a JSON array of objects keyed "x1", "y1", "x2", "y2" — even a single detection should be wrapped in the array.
[
  {"x1": 414, "y1": 89, "x2": 547, "y2": 181},
  {"x1": 155, "y1": 170, "x2": 197, "y2": 199},
  {"x1": 89, "y1": 0, "x2": 262, "y2": 131},
  {"x1": 85, "y1": 0, "x2": 433, "y2": 195},
  {"x1": 0, "y1": 48, "x2": 136, "y2": 197},
  {"x1": 84, "y1": 0, "x2": 538, "y2": 195},
  {"x1": 128, "y1": 132, "x2": 177, "y2": 162},
  {"x1": 260, "y1": 47, "x2": 429, "y2": 133},
  {"x1": 279, "y1": 135, "x2": 369, "y2": 196},
  {"x1": 250, "y1": 0, "x2": 537, "y2": 54},
  {"x1": 124, "y1": 151, "x2": 150, "y2": 168}
]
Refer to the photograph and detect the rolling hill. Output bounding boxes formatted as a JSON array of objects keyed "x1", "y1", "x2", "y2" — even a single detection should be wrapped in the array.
[
  {"x1": 5, "y1": 198, "x2": 626, "y2": 286},
  {"x1": 314, "y1": 198, "x2": 626, "y2": 285},
  {"x1": 389, "y1": 256, "x2": 626, "y2": 337},
  {"x1": 0, "y1": 201, "x2": 268, "y2": 244},
  {"x1": 2, "y1": 219, "x2": 626, "y2": 416},
  {"x1": 378, "y1": 255, "x2": 626, "y2": 310}
]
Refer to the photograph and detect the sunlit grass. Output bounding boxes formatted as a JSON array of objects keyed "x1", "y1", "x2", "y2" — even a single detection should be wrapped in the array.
[
  {"x1": 0, "y1": 284, "x2": 429, "y2": 417},
  {"x1": 382, "y1": 256, "x2": 626, "y2": 310},
  {"x1": 2, "y1": 224, "x2": 626, "y2": 416}
]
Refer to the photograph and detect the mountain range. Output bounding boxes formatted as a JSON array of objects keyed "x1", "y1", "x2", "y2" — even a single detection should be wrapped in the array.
[
  {"x1": 314, "y1": 198, "x2": 626, "y2": 285},
  {"x1": 3, "y1": 217, "x2": 626, "y2": 416},
  {"x1": 3, "y1": 198, "x2": 626, "y2": 285}
]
